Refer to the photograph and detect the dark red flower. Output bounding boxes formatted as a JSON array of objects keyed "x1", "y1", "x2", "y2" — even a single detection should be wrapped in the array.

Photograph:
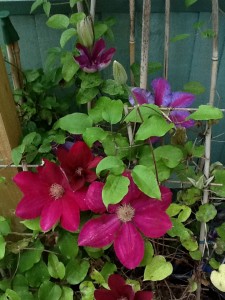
[
  {"x1": 57, "y1": 141, "x2": 101, "y2": 191},
  {"x1": 94, "y1": 274, "x2": 153, "y2": 300}
]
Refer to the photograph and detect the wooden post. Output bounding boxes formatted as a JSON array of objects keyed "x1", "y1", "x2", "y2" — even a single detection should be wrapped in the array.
[{"x1": 0, "y1": 49, "x2": 22, "y2": 221}]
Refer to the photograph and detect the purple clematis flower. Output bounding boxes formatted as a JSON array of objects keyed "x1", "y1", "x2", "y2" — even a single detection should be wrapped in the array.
[
  {"x1": 94, "y1": 274, "x2": 153, "y2": 300},
  {"x1": 75, "y1": 38, "x2": 116, "y2": 73},
  {"x1": 78, "y1": 173, "x2": 172, "y2": 269},
  {"x1": 129, "y1": 78, "x2": 195, "y2": 128}
]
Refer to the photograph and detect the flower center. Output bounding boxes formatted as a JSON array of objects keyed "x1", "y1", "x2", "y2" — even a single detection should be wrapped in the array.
[
  {"x1": 75, "y1": 167, "x2": 83, "y2": 176},
  {"x1": 117, "y1": 204, "x2": 135, "y2": 223},
  {"x1": 49, "y1": 183, "x2": 64, "y2": 200}
]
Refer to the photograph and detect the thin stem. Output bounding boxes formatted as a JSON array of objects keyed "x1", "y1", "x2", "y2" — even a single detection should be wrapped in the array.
[
  {"x1": 90, "y1": 0, "x2": 96, "y2": 22},
  {"x1": 129, "y1": 0, "x2": 135, "y2": 85},
  {"x1": 164, "y1": 0, "x2": 170, "y2": 79},
  {"x1": 124, "y1": 105, "x2": 134, "y2": 145}
]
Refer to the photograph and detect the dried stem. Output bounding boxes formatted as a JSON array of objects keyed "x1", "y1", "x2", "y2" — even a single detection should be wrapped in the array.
[
  {"x1": 197, "y1": 1, "x2": 219, "y2": 299},
  {"x1": 90, "y1": 0, "x2": 96, "y2": 22},
  {"x1": 164, "y1": 0, "x2": 170, "y2": 79},
  {"x1": 124, "y1": 105, "x2": 134, "y2": 145},
  {"x1": 129, "y1": 0, "x2": 135, "y2": 85}
]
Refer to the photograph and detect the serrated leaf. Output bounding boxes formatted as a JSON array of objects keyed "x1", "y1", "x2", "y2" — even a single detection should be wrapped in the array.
[
  {"x1": 54, "y1": 113, "x2": 92, "y2": 134},
  {"x1": 183, "y1": 81, "x2": 205, "y2": 95},
  {"x1": 196, "y1": 204, "x2": 217, "y2": 222},
  {"x1": 102, "y1": 174, "x2": 130, "y2": 207},
  {"x1": 132, "y1": 165, "x2": 160, "y2": 199},
  {"x1": 60, "y1": 28, "x2": 76, "y2": 48},
  {"x1": 96, "y1": 156, "x2": 125, "y2": 176},
  {"x1": 170, "y1": 33, "x2": 190, "y2": 42},
  {"x1": 187, "y1": 105, "x2": 223, "y2": 120},
  {"x1": 144, "y1": 256, "x2": 173, "y2": 281},
  {"x1": 47, "y1": 14, "x2": 69, "y2": 30},
  {"x1": 48, "y1": 254, "x2": 65, "y2": 280}
]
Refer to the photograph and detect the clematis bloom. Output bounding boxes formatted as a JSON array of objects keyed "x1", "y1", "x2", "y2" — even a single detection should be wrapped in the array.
[
  {"x1": 14, "y1": 160, "x2": 85, "y2": 232},
  {"x1": 94, "y1": 274, "x2": 153, "y2": 300},
  {"x1": 57, "y1": 141, "x2": 101, "y2": 191},
  {"x1": 78, "y1": 174, "x2": 172, "y2": 269},
  {"x1": 75, "y1": 38, "x2": 116, "y2": 73},
  {"x1": 129, "y1": 77, "x2": 195, "y2": 128}
]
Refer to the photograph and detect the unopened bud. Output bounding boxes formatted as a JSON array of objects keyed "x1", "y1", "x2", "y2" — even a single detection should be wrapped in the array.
[
  {"x1": 113, "y1": 60, "x2": 128, "y2": 85},
  {"x1": 77, "y1": 16, "x2": 94, "y2": 48}
]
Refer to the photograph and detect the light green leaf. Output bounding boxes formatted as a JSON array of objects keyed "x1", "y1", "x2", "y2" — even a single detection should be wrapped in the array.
[
  {"x1": 101, "y1": 262, "x2": 117, "y2": 281},
  {"x1": 90, "y1": 269, "x2": 105, "y2": 285},
  {"x1": 211, "y1": 169, "x2": 225, "y2": 197},
  {"x1": 154, "y1": 145, "x2": 183, "y2": 168},
  {"x1": 102, "y1": 174, "x2": 130, "y2": 207},
  {"x1": 80, "y1": 73, "x2": 103, "y2": 89},
  {"x1": 125, "y1": 104, "x2": 162, "y2": 123},
  {"x1": 140, "y1": 241, "x2": 154, "y2": 266},
  {"x1": 94, "y1": 23, "x2": 108, "y2": 39},
  {"x1": 102, "y1": 100, "x2": 124, "y2": 124},
  {"x1": 209, "y1": 258, "x2": 220, "y2": 270},
  {"x1": 59, "y1": 287, "x2": 73, "y2": 300},
  {"x1": 47, "y1": 14, "x2": 69, "y2": 29},
  {"x1": 48, "y1": 254, "x2": 65, "y2": 280},
  {"x1": 170, "y1": 33, "x2": 190, "y2": 42},
  {"x1": 181, "y1": 234, "x2": 198, "y2": 251},
  {"x1": 54, "y1": 113, "x2": 92, "y2": 134},
  {"x1": 43, "y1": 2, "x2": 51, "y2": 17},
  {"x1": 21, "y1": 218, "x2": 41, "y2": 231},
  {"x1": 211, "y1": 264, "x2": 225, "y2": 292},
  {"x1": 30, "y1": 0, "x2": 44, "y2": 14},
  {"x1": 61, "y1": 52, "x2": 79, "y2": 81},
  {"x1": 166, "y1": 204, "x2": 191, "y2": 222},
  {"x1": 188, "y1": 105, "x2": 223, "y2": 120},
  {"x1": 132, "y1": 165, "x2": 160, "y2": 199},
  {"x1": 102, "y1": 133, "x2": 130, "y2": 159},
  {"x1": 183, "y1": 81, "x2": 205, "y2": 95},
  {"x1": 69, "y1": 12, "x2": 85, "y2": 26},
  {"x1": 60, "y1": 28, "x2": 76, "y2": 48},
  {"x1": 101, "y1": 79, "x2": 124, "y2": 96},
  {"x1": 144, "y1": 256, "x2": 173, "y2": 281},
  {"x1": 38, "y1": 281, "x2": 62, "y2": 300},
  {"x1": 189, "y1": 250, "x2": 202, "y2": 260},
  {"x1": 57, "y1": 231, "x2": 79, "y2": 259},
  {"x1": 79, "y1": 281, "x2": 95, "y2": 300},
  {"x1": 0, "y1": 217, "x2": 10, "y2": 236},
  {"x1": 135, "y1": 115, "x2": 174, "y2": 141},
  {"x1": 76, "y1": 87, "x2": 99, "y2": 104},
  {"x1": 66, "y1": 259, "x2": 90, "y2": 285},
  {"x1": 88, "y1": 96, "x2": 111, "y2": 123},
  {"x1": 0, "y1": 235, "x2": 6, "y2": 260},
  {"x1": 185, "y1": 0, "x2": 198, "y2": 7},
  {"x1": 196, "y1": 204, "x2": 217, "y2": 222},
  {"x1": 96, "y1": 156, "x2": 125, "y2": 176},
  {"x1": 5, "y1": 289, "x2": 20, "y2": 300},
  {"x1": 11, "y1": 144, "x2": 25, "y2": 166},
  {"x1": 70, "y1": 0, "x2": 79, "y2": 8},
  {"x1": 83, "y1": 127, "x2": 108, "y2": 147}
]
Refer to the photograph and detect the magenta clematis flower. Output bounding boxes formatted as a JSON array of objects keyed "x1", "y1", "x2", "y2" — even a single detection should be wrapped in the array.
[
  {"x1": 75, "y1": 38, "x2": 116, "y2": 73},
  {"x1": 57, "y1": 141, "x2": 102, "y2": 191},
  {"x1": 14, "y1": 160, "x2": 86, "y2": 232},
  {"x1": 129, "y1": 78, "x2": 195, "y2": 128},
  {"x1": 94, "y1": 274, "x2": 153, "y2": 300},
  {"x1": 78, "y1": 174, "x2": 172, "y2": 269}
]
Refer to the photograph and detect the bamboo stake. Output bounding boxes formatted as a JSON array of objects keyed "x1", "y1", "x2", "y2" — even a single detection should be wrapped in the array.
[
  {"x1": 129, "y1": 0, "x2": 135, "y2": 85},
  {"x1": 164, "y1": 0, "x2": 170, "y2": 79},
  {"x1": 90, "y1": 0, "x2": 96, "y2": 22},
  {"x1": 77, "y1": 1, "x2": 84, "y2": 12},
  {"x1": 197, "y1": 1, "x2": 219, "y2": 299},
  {"x1": 140, "y1": 0, "x2": 151, "y2": 89}
]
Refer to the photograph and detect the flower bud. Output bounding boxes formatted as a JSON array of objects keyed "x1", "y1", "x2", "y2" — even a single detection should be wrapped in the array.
[
  {"x1": 77, "y1": 16, "x2": 94, "y2": 48},
  {"x1": 113, "y1": 60, "x2": 128, "y2": 85}
]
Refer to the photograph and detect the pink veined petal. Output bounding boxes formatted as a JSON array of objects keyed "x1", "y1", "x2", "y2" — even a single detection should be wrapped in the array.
[
  {"x1": 114, "y1": 222, "x2": 144, "y2": 269},
  {"x1": 84, "y1": 169, "x2": 97, "y2": 183},
  {"x1": 78, "y1": 214, "x2": 120, "y2": 248},
  {"x1": 60, "y1": 192, "x2": 80, "y2": 231},
  {"x1": 87, "y1": 156, "x2": 102, "y2": 168},
  {"x1": 133, "y1": 209, "x2": 172, "y2": 238},
  {"x1": 94, "y1": 289, "x2": 116, "y2": 300},
  {"x1": 134, "y1": 291, "x2": 153, "y2": 300},
  {"x1": 40, "y1": 200, "x2": 62, "y2": 231},
  {"x1": 151, "y1": 77, "x2": 172, "y2": 107},
  {"x1": 75, "y1": 54, "x2": 91, "y2": 68},
  {"x1": 170, "y1": 91, "x2": 195, "y2": 108},
  {"x1": 92, "y1": 39, "x2": 106, "y2": 61},
  {"x1": 129, "y1": 88, "x2": 154, "y2": 105},
  {"x1": 76, "y1": 43, "x2": 91, "y2": 58},
  {"x1": 169, "y1": 110, "x2": 195, "y2": 128},
  {"x1": 85, "y1": 182, "x2": 106, "y2": 213},
  {"x1": 160, "y1": 186, "x2": 173, "y2": 210},
  {"x1": 69, "y1": 141, "x2": 93, "y2": 168},
  {"x1": 74, "y1": 186, "x2": 89, "y2": 211},
  {"x1": 99, "y1": 47, "x2": 116, "y2": 65}
]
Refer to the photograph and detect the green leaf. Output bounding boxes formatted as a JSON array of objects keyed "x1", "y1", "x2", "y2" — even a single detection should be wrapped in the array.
[
  {"x1": 79, "y1": 281, "x2": 95, "y2": 300},
  {"x1": 144, "y1": 256, "x2": 173, "y2": 281},
  {"x1": 154, "y1": 145, "x2": 183, "y2": 168},
  {"x1": 84, "y1": 246, "x2": 104, "y2": 259},
  {"x1": 183, "y1": 81, "x2": 205, "y2": 95},
  {"x1": 167, "y1": 218, "x2": 190, "y2": 239},
  {"x1": 211, "y1": 169, "x2": 225, "y2": 197},
  {"x1": 166, "y1": 204, "x2": 191, "y2": 222},
  {"x1": 196, "y1": 204, "x2": 217, "y2": 222},
  {"x1": 57, "y1": 231, "x2": 79, "y2": 259},
  {"x1": 30, "y1": 0, "x2": 44, "y2": 13},
  {"x1": 43, "y1": 2, "x2": 51, "y2": 17},
  {"x1": 61, "y1": 52, "x2": 79, "y2": 82},
  {"x1": 46, "y1": 14, "x2": 69, "y2": 30},
  {"x1": 211, "y1": 264, "x2": 225, "y2": 292},
  {"x1": 102, "y1": 174, "x2": 130, "y2": 207},
  {"x1": 0, "y1": 279, "x2": 11, "y2": 292},
  {"x1": 140, "y1": 241, "x2": 154, "y2": 266},
  {"x1": 101, "y1": 79, "x2": 124, "y2": 96},
  {"x1": 20, "y1": 218, "x2": 41, "y2": 231},
  {"x1": 135, "y1": 115, "x2": 174, "y2": 141},
  {"x1": 48, "y1": 254, "x2": 65, "y2": 280},
  {"x1": 25, "y1": 260, "x2": 50, "y2": 288},
  {"x1": 69, "y1": 12, "x2": 85, "y2": 26},
  {"x1": 88, "y1": 96, "x2": 111, "y2": 123},
  {"x1": 83, "y1": 127, "x2": 108, "y2": 147},
  {"x1": 101, "y1": 262, "x2": 117, "y2": 281},
  {"x1": 132, "y1": 165, "x2": 160, "y2": 199},
  {"x1": 102, "y1": 100, "x2": 124, "y2": 124},
  {"x1": 0, "y1": 217, "x2": 10, "y2": 236},
  {"x1": 70, "y1": 0, "x2": 79, "y2": 8},
  {"x1": 38, "y1": 281, "x2": 62, "y2": 300},
  {"x1": 170, "y1": 33, "x2": 190, "y2": 42},
  {"x1": 181, "y1": 234, "x2": 198, "y2": 251},
  {"x1": 96, "y1": 156, "x2": 125, "y2": 176},
  {"x1": 76, "y1": 87, "x2": 99, "y2": 104},
  {"x1": 80, "y1": 73, "x2": 103, "y2": 89},
  {"x1": 0, "y1": 235, "x2": 6, "y2": 260},
  {"x1": 54, "y1": 113, "x2": 92, "y2": 134},
  {"x1": 90, "y1": 269, "x2": 105, "y2": 285},
  {"x1": 5, "y1": 289, "x2": 20, "y2": 300},
  {"x1": 102, "y1": 133, "x2": 130, "y2": 159},
  {"x1": 216, "y1": 223, "x2": 225, "y2": 240},
  {"x1": 201, "y1": 29, "x2": 216, "y2": 38},
  {"x1": 185, "y1": 0, "x2": 198, "y2": 7},
  {"x1": 188, "y1": 105, "x2": 223, "y2": 120},
  {"x1": 94, "y1": 23, "x2": 108, "y2": 39},
  {"x1": 189, "y1": 250, "x2": 202, "y2": 260},
  {"x1": 59, "y1": 287, "x2": 73, "y2": 300},
  {"x1": 60, "y1": 28, "x2": 76, "y2": 48},
  {"x1": 209, "y1": 258, "x2": 220, "y2": 270},
  {"x1": 125, "y1": 104, "x2": 162, "y2": 123},
  {"x1": 11, "y1": 144, "x2": 25, "y2": 166},
  {"x1": 66, "y1": 259, "x2": 90, "y2": 285}
]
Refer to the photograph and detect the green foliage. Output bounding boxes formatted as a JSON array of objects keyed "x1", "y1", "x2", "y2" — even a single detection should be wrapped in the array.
[
  {"x1": 188, "y1": 105, "x2": 223, "y2": 120},
  {"x1": 144, "y1": 256, "x2": 173, "y2": 281},
  {"x1": 54, "y1": 113, "x2": 93, "y2": 134},
  {"x1": 185, "y1": 0, "x2": 198, "y2": 7},
  {"x1": 183, "y1": 81, "x2": 205, "y2": 95},
  {"x1": 65, "y1": 259, "x2": 90, "y2": 285},
  {"x1": 96, "y1": 156, "x2": 125, "y2": 176},
  {"x1": 196, "y1": 204, "x2": 217, "y2": 222},
  {"x1": 46, "y1": 15, "x2": 69, "y2": 30}
]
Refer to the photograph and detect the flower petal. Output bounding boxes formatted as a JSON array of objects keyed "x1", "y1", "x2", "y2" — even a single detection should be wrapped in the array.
[
  {"x1": 108, "y1": 275, "x2": 135, "y2": 298},
  {"x1": 151, "y1": 78, "x2": 171, "y2": 106},
  {"x1": 92, "y1": 39, "x2": 106, "y2": 61},
  {"x1": 84, "y1": 169, "x2": 97, "y2": 183},
  {"x1": 70, "y1": 176, "x2": 86, "y2": 191},
  {"x1": 39, "y1": 160, "x2": 69, "y2": 187},
  {"x1": 69, "y1": 142, "x2": 93, "y2": 168},
  {"x1": 74, "y1": 186, "x2": 89, "y2": 211},
  {"x1": 60, "y1": 192, "x2": 80, "y2": 231},
  {"x1": 114, "y1": 222, "x2": 144, "y2": 269},
  {"x1": 87, "y1": 156, "x2": 102, "y2": 168},
  {"x1": 98, "y1": 47, "x2": 116, "y2": 70},
  {"x1": 134, "y1": 291, "x2": 153, "y2": 300},
  {"x1": 78, "y1": 214, "x2": 120, "y2": 248},
  {"x1": 94, "y1": 289, "x2": 116, "y2": 300},
  {"x1": 16, "y1": 195, "x2": 49, "y2": 219},
  {"x1": 85, "y1": 182, "x2": 106, "y2": 213},
  {"x1": 108, "y1": 274, "x2": 126, "y2": 290},
  {"x1": 170, "y1": 91, "x2": 195, "y2": 108},
  {"x1": 129, "y1": 88, "x2": 154, "y2": 106},
  {"x1": 40, "y1": 200, "x2": 62, "y2": 231},
  {"x1": 170, "y1": 111, "x2": 195, "y2": 128},
  {"x1": 13, "y1": 171, "x2": 46, "y2": 194}
]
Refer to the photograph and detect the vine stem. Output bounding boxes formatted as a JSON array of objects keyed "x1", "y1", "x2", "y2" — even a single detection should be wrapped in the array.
[
  {"x1": 196, "y1": 1, "x2": 219, "y2": 299},
  {"x1": 164, "y1": 0, "x2": 170, "y2": 79},
  {"x1": 129, "y1": 0, "x2": 135, "y2": 85}
]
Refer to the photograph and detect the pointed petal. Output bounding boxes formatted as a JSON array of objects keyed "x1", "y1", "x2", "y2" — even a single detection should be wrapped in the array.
[
  {"x1": 60, "y1": 192, "x2": 80, "y2": 231},
  {"x1": 94, "y1": 290, "x2": 116, "y2": 300},
  {"x1": 69, "y1": 142, "x2": 93, "y2": 168},
  {"x1": 114, "y1": 222, "x2": 144, "y2": 269},
  {"x1": 134, "y1": 291, "x2": 153, "y2": 300},
  {"x1": 92, "y1": 39, "x2": 106, "y2": 60},
  {"x1": 170, "y1": 92, "x2": 195, "y2": 108},
  {"x1": 170, "y1": 111, "x2": 195, "y2": 128},
  {"x1": 13, "y1": 171, "x2": 46, "y2": 194},
  {"x1": 85, "y1": 182, "x2": 106, "y2": 213},
  {"x1": 57, "y1": 147, "x2": 72, "y2": 173},
  {"x1": 129, "y1": 88, "x2": 154, "y2": 105},
  {"x1": 16, "y1": 194, "x2": 49, "y2": 219},
  {"x1": 74, "y1": 186, "x2": 89, "y2": 211},
  {"x1": 75, "y1": 54, "x2": 91, "y2": 69},
  {"x1": 76, "y1": 43, "x2": 91, "y2": 58},
  {"x1": 78, "y1": 214, "x2": 120, "y2": 248},
  {"x1": 87, "y1": 156, "x2": 102, "y2": 168},
  {"x1": 99, "y1": 47, "x2": 116, "y2": 65},
  {"x1": 40, "y1": 201, "x2": 62, "y2": 231},
  {"x1": 108, "y1": 275, "x2": 135, "y2": 298},
  {"x1": 151, "y1": 78, "x2": 171, "y2": 106},
  {"x1": 108, "y1": 274, "x2": 126, "y2": 289},
  {"x1": 160, "y1": 186, "x2": 173, "y2": 210}
]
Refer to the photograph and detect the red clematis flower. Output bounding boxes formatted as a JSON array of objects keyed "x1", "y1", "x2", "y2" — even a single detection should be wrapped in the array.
[
  {"x1": 14, "y1": 160, "x2": 86, "y2": 232},
  {"x1": 78, "y1": 174, "x2": 172, "y2": 269},
  {"x1": 94, "y1": 274, "x2": 153, "y2": 300},
  {"x1": 74, "y1": 38, "x2": 116, "y2": 73},
  {"x1": 57, "y1": 141, "x2": 102, "y2": 191}
]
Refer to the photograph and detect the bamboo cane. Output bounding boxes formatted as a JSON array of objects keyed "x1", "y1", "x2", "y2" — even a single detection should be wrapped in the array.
[
  {"x1": 90, "y1": 0, "x2": 96, "y2": 23},
  {"x1": 129, "y1": 0, "x2": 135, "y2": 85},
  {"x1": 164, "y1": 0, "x2": 170, "y2": 79}
]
